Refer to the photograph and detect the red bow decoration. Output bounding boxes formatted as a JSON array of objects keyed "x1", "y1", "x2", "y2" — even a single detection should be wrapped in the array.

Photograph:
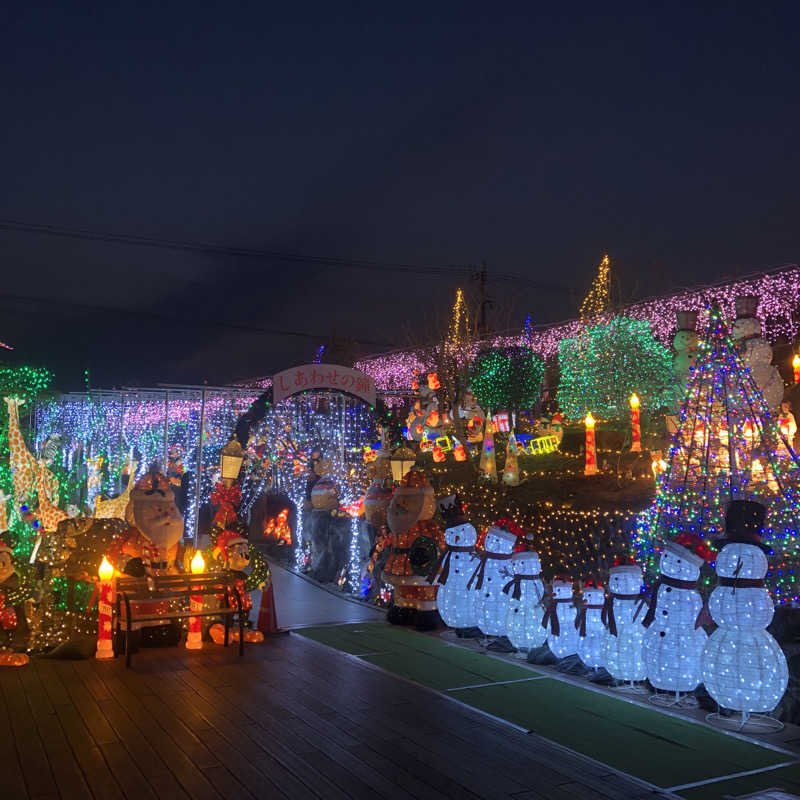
[
  {"x1": 0, "y1": 594, "x2": 17, "y2": 631},
  {"x1": 211, "y1": 483, "x2": 242, "y2": 526}
]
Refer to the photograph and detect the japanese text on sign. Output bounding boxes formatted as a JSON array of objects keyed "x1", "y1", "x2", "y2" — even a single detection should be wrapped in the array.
[{"x1": 273, "y1": 364, "x2": 376, "y2": 406}]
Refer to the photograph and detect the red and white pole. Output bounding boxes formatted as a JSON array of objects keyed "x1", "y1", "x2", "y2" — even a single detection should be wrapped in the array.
[
  {"x1": 630, "y1": 393, "x2": 641, "y2": 452},
  {"x1": 584, "y1": 413, "x2": 598, "y2": 476},
  {"x1": 95, "y1": 556, "x2": 115, "y2": 660},
  {"x1": 186, "y1": 551, "x2": 205, "y2": 650}
]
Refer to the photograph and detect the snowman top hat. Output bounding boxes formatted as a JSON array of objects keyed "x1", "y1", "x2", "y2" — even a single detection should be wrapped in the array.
[
  {"x1": 715, "y1": 499, "x2": 770, "y2": 553},
  {"x1": 663, "y1": 532, "x2": 716, "y2": 568}
]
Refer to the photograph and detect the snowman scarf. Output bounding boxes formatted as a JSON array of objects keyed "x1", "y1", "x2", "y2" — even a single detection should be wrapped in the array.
[
  {"x1": 601, "y1": 592, "x2": 645, "y2": 637},
  {"x1": 641, "y1": 575, "x2": 700, "y2": 628},
  {"x1": 502, "y1": 573, "x2": 541, "y2": 600},
  {"x1": 427, "y1": 544, "x2": 474, "y2": 586},
  {"x1": 541, "y1": 596, "x2": 574, "y2": 636},
  {"x1": 466, "y1": 551, "x2": 512, "y2": 591},
  {"x1": 574, "y1": 601, "x2": 605, "y2": 636}
]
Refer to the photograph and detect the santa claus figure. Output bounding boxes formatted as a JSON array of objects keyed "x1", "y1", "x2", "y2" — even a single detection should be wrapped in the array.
[
  {"x1": 106, "y1": 468, "x2": 185, "y2": 580},
  {"x1": 105, "y1": 468, "x2": 185, "y2": 646},
  {"x1": 384, "y1": 470, "x2": 444, "y2": 630}
]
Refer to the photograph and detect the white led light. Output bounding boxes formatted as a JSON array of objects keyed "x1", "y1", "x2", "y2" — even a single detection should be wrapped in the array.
[
  {"x1": 605, "y1": 564, "x2": 646, "y2": 682},
  {"x1": 577, "y1": 586, "x2": 607, "y2": 669},
  {"x1": 702, "y1": 542, "x2": 788, "y2": 712},
  {"x1": 504, "y1": 551, "x2": 546, "y2": 650},
  {"x1": 472, "y1": 527, "x2": 516, "y2": 637},
  {"x1": 436, "y1": 523, "x2": 478, "y2": 629},
  {"x1": 546, "y1": 578, "x2": 578, "y2": 658},
  {"x1": 643, "y1": 545, "x2": 706, "y2": 693}
]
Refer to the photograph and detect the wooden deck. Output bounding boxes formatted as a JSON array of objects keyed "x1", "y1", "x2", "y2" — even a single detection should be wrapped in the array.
[{"x1": 0, "y1": 634, "x2": 666, "y2": 800}]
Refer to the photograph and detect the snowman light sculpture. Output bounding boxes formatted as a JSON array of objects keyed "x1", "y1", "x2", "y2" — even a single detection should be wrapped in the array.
[
  {"x1": 604, "y1": 559, "x2": 647, "y2": 687},
  {"x1": 469, "y1": 523, "x2": 516, "y2": 637},
  {"x1": 542, "y1": 576, "x2": 578, "y2": 659},
  {"x1": 702, "y1": 501, "x2": 788, "y2": 728},
  {"x1": 429, "y1": 502, "x2": 478, "y2": 631},
  {"x1": 575, "y1": 580, "x2": 608, "y2": 671},
  {"x1": 642, "y1": 533, "x2": 715, "y2": 704},
  {"x1": 503, "y1": 551, "x2": 546, "y2": 652}
]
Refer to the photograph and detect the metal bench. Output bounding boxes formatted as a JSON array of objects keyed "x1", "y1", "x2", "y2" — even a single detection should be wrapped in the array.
[{"x1": 115, "y1": 572, "x2": 246, "y2": 667}]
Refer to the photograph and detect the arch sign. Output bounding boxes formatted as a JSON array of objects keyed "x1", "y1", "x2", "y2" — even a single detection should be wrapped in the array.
[{"x1": 273, "y1": 364, "x2": 376, "y2": 407}]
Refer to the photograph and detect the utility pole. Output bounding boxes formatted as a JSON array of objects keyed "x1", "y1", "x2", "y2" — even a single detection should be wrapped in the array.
[{"x1": 473, "y1": 261, "x2": 493, "y2": 338}]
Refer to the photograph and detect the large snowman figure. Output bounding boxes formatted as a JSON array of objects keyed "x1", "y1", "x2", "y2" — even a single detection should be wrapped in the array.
[
  {"x1": 576, "y1": 580, "x2": 608, "y2": 670},
  {"x1": 731, "y1": 295, "x2": 783, "y2": 411},
  {"x1": 542, "y1": 576, "x2": 578, "y2": 658},
  {"x1": 604, "y1": 560, "x2": 647, "y2": 684},
  {"x1": 469, "y1": 524, "x2": 516, "y2": 637},
  {"x1": 702, "y1": 501, "x2": 788, "y2": 715},
  {"x1": 504, "y1": 551, "x2": 546, "y2": 651},
  {"x1": 643, "y1": 533, "x2": 714, "y2": 697},
  {"x1": 432, "y1": 514, "x2": 478, "y2": 630},
  {"x1": 673, "y1": 310, "x2": 700, "y2": 385}
]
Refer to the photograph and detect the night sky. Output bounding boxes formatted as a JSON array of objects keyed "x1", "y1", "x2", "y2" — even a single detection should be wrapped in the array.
[{"x1": 2, "y1": 4, "x2": 799, "y2": 390}]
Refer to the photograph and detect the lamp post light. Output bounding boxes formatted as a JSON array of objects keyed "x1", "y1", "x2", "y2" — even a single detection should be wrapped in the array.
[
  {"x1": 220, "y1": 438, "x2": 245, "y2": 488},
  {"x1": 390, "y1": 445, "x2": 417, "y2": 484}
]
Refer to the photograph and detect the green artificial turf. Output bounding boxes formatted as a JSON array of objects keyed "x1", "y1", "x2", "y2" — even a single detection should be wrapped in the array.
[
  {"x1": 294, "y1": 623, "x2": 789, "y2": 793},
  {"x1": 679, "y1": 763, "x2": 800, "y2": 799},
  {"x1": 455, "y1": 680, "x2": 785, "y2": 787}
]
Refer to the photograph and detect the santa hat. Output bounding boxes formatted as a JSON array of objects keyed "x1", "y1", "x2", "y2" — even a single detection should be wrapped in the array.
[
  {"x1": 610, "y1": 555, "x2": 641, "y2": 576},
  {"x1": 663, "y1": 533, "x2": 716, "y2": 567},
  {"x1": 551, "y1": 573, "x2": 573, "y2": 588},
  {"x1": 494, "y1": 518, "x2": 526, "y2": 538},
  {"x1": 581, "y1": 578, "x2": 604, "y2": 590},
  {"x1": 134, "y1": 468, "x2": 172, "y2": 495},
  {"x1": 214, "y1": 529, "x2": 248, "y2": 561}
]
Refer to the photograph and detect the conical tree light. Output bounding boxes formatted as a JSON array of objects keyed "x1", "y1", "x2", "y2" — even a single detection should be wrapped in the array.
[
  {"x1": 479, "y1": 413, "x2": 498, "y2": 482},
  {"x1": 502, "y1": 431, "x2": 520, "y2": 486},
  {"x1": 584, "y1": 413, "x2": 598, "y2": 476}
]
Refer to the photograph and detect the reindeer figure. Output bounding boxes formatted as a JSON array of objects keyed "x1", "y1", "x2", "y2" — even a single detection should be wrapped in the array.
[
  {"x1": 4, "y1": 397, "x2": 38, "y2": 502},
  {"x1": 95, "y1": 461, "x2": 139, "y2": 519}
]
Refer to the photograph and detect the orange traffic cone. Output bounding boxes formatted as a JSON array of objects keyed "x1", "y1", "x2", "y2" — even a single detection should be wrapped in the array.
[{"x1": 257, "y1": 583, "x2": 279, "y2": 634}]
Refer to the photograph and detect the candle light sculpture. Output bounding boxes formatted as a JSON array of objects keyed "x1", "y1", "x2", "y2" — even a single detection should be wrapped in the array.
[
  {"x1": 186, "y1": 550, "x2": 205, "y2": 650},
  {"x1": 95, "y1": 556, "x2": 115, "y2": 660},
  {"x1": 629, "y1": 393, "x2": 641, "y2": 452},
  {"x1": 584, "y1": 413, "x2": 598, "y2": 476}
]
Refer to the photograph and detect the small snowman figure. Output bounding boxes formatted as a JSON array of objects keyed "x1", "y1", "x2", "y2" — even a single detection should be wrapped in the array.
[
  {"x1": 702, "y1": 501, "x2": 788, "y2": 722},
  {"x1": 469, "y1": 522, "x2": 516, "y2": 637},
  {"x1": 542, "y1": 576, "x2": 578, "y2": 659},
  {"x1": 429, "y1": 501, "x2": 478, "y2": 631},
  {"x1": 575, "y1": 580, "x2": 608, "y2": 671},
  {"x1": 642, "y1": 533, "x2": 715, "y2": 702},
  {"x1": 503, "y1": 551, "x2": 546, "y2": 652},
  {"x1": 603, "y1": 559, "x2": 646, "y2": 686}
]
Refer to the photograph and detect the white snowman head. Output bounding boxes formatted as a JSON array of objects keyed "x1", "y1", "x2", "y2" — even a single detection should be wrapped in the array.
[
  {"x1": 731, "y1": 316, "x2": 762, "y2": 341},
  {"x1": 551, "y1": 577, "x2": 573, "y2": 600},
  {"x1": 483, "y1": 526, "x2": 517, "y2": 555},
  {"x1": 581, "y1": 582, "x2": 605, "y2": 605},
  {"x1": 660, "y1": 539, "x2": 705, "y2": 581},
  {"x1": 512, "y1": 551, "x2": 541, "y2": 576},
  {"x1": 673, "y1": 330, "x2": 699, "y2": 353},
  {"x1": 445, "y1": 522, "x2": 477, "y2": 548},
  {"x1": 608, "y1": 563, "x2": 643, "y2": 595},
  {"x1": 716, "y1": 542, "x2": 768, "y2": 579}
]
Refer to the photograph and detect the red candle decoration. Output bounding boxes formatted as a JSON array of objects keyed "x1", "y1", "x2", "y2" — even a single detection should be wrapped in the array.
[
  {"x1": 584, "y1": 413, "x2": 598, "y2": 476},
  {"x1": 629, "y1": 393, "x2": 641, "y2": 452},
  {"x1": 186, "y1": 551, "x2": 205, "y2": 650},
  {"x1": 95, "y1": 556, "x2": 115, "y2": 660},
  {"x1": 793, "y1": 354, "x2": 800, "y2": 384}
]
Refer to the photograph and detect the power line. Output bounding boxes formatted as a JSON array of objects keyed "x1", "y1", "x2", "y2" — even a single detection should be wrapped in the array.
[
  {"x1": 0, "y1": 291, "x2": 394, "y2": 348},
  {"x1": 0, "y1": 218, "x2": 573, "y2": 293}
]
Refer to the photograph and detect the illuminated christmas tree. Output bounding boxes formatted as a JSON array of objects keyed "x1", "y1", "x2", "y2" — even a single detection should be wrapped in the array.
[
  {"x1": 633, "y1": 305, "x2": 800, "y2": 602},
  {"x1": 557, "y1": 316, "x2": 675, "y2": 421}
]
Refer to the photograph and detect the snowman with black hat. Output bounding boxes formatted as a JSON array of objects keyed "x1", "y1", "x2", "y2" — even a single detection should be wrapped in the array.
[{"x1": 701, "y1": 500, "x2": 788, "y2": 728}]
